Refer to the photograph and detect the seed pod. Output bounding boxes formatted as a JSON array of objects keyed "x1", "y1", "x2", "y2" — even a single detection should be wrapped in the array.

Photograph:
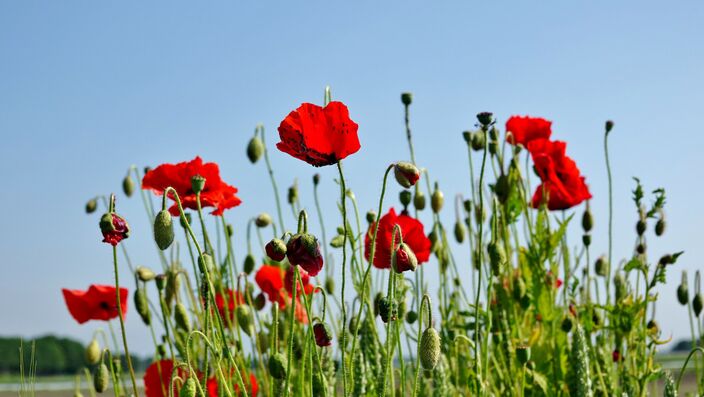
[
  {"x1": 413, "y1": 191, "x2": 426, "y2": 211},
  {"x1": 677, "y1": 273, "x2": 689, "y2": 306},
  {"x1": 165, "y1": 269, "x2": 181, "y2": 305},
  {"x1": 594, "y1": 256, "x2": 608, "y2": 277},
  {"x1": 255, "y1": 213, "x2": 272, "y2": 228},
  {"x1": 636, "y1": 242, "x2": 646, "y2": 254},
  {"x1": 85, "y1": 199, "x2": 98, "y2": 214},
  {"x1": 243, "y1": 254, "x2": 256, "y2": 275},
  {"x1": 401, "y1": 92, "x2": 413, "y2": 106},
  {"x1": 406, "y1": 310, "x2": 418, "y2": 324},
  {"x1": 85, "y1": 338, "x2": 101, "y2": 365},
  {"x1": 136, "y1": 266, "x2": 156, "y2": 282},
  {"x1": 373, "y1": 292, "x2": 384, "y2": 317},
  {"x1": 153, "y1": 210, "x2": 175, "y2": 250},
  {"x1": 399, "y1": 190, "x2": 412, "y2": 207},
  {"x1": 655, "y1": 216, "x2": 666, "y2": 236},
  {"x1": 257, "y1": 330, "x2": 270, "y2": 352},
  {"x1": 134, "y1": 288, "x2": 151, "y2": 325},
  {"x1": 569, "y1": 326, "x2": 593, "y2": 397},
  {"x1": 431, "y1": 184, "x2": 444, "y2": 213},
  {"x1": 93, "y1": 363, "x2": 109, "y2": 393},
  {"x1": 516, "y1": 345, "x2": 531, "y2": 365},
  {"x1": 237, "y1": 305, "x2": 255, "y2": 336},
  {"x1": 582, "y1": 234, "x2": 591, "y2": 247},
  {"x1": 122, "y1": 175, "x2": 135, "y2": 197},
  {"x1": 268, "y1": 353, "x2": 287, "y2": 380},
  {"x1": 246, "y1": 136, "x2": 264, "y2": 163},
  {"x1": 253, "y1": 293, "x2": 266, "y2": 311},
  {"x1": 174, "y1": 302, "x2": 191, "y2": 332},
  {"x1": 226, "y1": 224, "x2": 234, "y2": 238},
  {"x1": 636, "y1": 219, "x2": 646, "y2": 236},
  {"x1": 288, "y1": 183, "x2": 298, "y2": 205},
  {"x1": 494, "y1": 174, "x2": 509, "y2": 203},
  {"x1": 155, "y1": 274, "x2": 167, "y2": 291},
  {"x1": 179, "y1": 377, "x2": 197, "y2": 397},
  {"x1": 694, "y1": 294, "x2": 703, "y2": 317},
  {"x1": 471, "y1": 130, "x2": 486, "y2": 151},
  {"x1": 191, "y1": 175, "x2": 205, "y2": 194},
  {"x1": 366, "y1": 211, "x2": 377, "y2": 224},
  {"x1": 453, "y1": 221, "x2": 465, "y2": 243},
  {"x1": 420, "y1": 328, "x2": 441, "y2": 370}
]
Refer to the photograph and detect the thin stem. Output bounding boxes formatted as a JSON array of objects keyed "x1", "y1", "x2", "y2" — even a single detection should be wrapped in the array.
[
  {"x1": 260, "y1": 125, "x2": 286, "y2": 233},
  {"x1": 337, "y1": 161, "x2": 350, "y2": 397},
  {"x1": 605, "y1": 127, "x2": 614, "y2": 304},
  {"x1": 111, "y1": 246, "x2": 139, "y2": 397}
]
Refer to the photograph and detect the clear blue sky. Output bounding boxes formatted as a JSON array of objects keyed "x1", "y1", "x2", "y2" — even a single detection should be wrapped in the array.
[{"x1": 1, "y1": 2, "x2": 703, "y2": 356}]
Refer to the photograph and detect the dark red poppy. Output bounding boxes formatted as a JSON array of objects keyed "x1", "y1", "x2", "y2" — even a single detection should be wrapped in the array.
[
  {"x1": 277, "y1": 101, "x2": 360, "y2": 167},
  {"x1": 364, "y1": 208, "x2": 431, "y2": 270},
  {"x1": 142, "y1": 156, "x2": 242, "y2": 216},
  {"x1": 254, "y1": 265, "x2": 308, "y2": 323},
  {"x1": 286, "y1": 233, "x2": 324, "y2": 277},
  {"x1": 206, "y1": 373, "x2": 258, "y2": 397},
  {"x1": 215, "y1": 289, "x2": 245, "y2": 323},
  {"x1": 505, "y1": 115, "x2": 552, "y2": 146},
  {"x1": 144, "y1": 360, "x2": 192, "y2": 397},
  {"x1": 612, "y1": 349, "x2": 622, "y2": 363},
  {"x1": 284, "y1": 265, "x2": 315, "y2": 296},
  {"x1": 527, "y1": 139, "x2": 592, "y2": 210},
  {"x1": 99, "y1": 212, "x2": 130, "y2": 246},
  {"x1": 313, "y1": 322, "x2": 333, "y2": 347},
  {"x1": 62, "y1": 285, "x2": 128, "y2": 324}
]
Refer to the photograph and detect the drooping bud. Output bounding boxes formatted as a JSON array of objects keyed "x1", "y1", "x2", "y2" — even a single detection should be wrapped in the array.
[
  {"x1": 190, "y1": 175, "x2": 206, "y2": 194},
  {"x1": 399, "y1": 190, "x2": 412, "y2": 207},
  {"x1": 286, "y1": 233, "x2": 324, "y2": 277},
  {"x1": 313, "y1": 322, "x2": 333, "y2": 347},
  {"x1": 99, "y1": 212, "x2": 130, "y2": 246},
  {"x1": 253, "y1": 293, "x2": 266, "y2": 311},
  {"x1": 179, "y1": 377, "x2": 197, "y2": 397},
  {"x1": 265, "y1": 239, "x2": 287, "y2": 262},
  {"x1": 255, "y1": 213, "x2": 272, "y2": 228},
  {"x1": 134, "y1": 288, "x2": 151, "y2": 325},
  {"x1": 154, "y1": 210, "x2": 175, "y2": 250},
  {"x1": 85, "y1": 199, "x2": 98, "y2": 214},
  {"x1": 413, "y1": 191, "x2": 426, "y2": 210},
  {"x1": 454, "y1": 221, "x2": 465, "y2": 243},
  {"x1": 462, "y1": 130, "x2": 472, "y2": 143},
  {"x1": 243, "y1": 253, "x2": 256, "y2": 274},
  {"x1": 268, "y1": 353, "x2": 287, "y2": 380},
  {"x1": 122, "y1": 175, "x2": 135, "y2": 197},
  {"x1": 401, "y1": 92, "x2": 413, "y2": 106},
  {"x1": 394, "y1": 162, "x2": 421, "y2": 188},
  {"x1": 392, "y1": 242, "x2": 418, "y2": 273},
  {"x1": 516, "y1": 345, "x2": 531, "y2": 365},
  {"x1": 246, "y1": 136, "x2": 264, "y2": 163},
  {"x1": 198, "y1": 253, "x2": 215, "y2": 274},
  {"x1": 594, "y1": 256, "x2": 608, "y2": 277},
  {"x1": 366, "y1": 210, "x2": 377, "y2": 224},
  {"x1": 420, "y1": 327, "x2": 441, "y2": 370},
  {"x1": 93, "y1": 363, "x2": 109, "y2": 393},
  {"x1": 582, "y1": 208, "x2": 593, "y2": 232},
  {"x1": 85, "y1": 338, "x2": 101, "y2": 365},
  {"x1": 237, "y1": 305, "x2": 255, "y2": 336},
  {"x1": 174, "y1": 302, "x2": 191, "y2": 332},
  {"x1": 431, "y1": 183, "x2": 444, "y2": 213},
  {"x1": 136, "y1": 266, "x2": 156, "y2": 282}
]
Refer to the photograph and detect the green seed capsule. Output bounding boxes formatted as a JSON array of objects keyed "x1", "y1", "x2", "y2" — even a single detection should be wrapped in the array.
[
  {"x1": 655, "y1": 217, "x2": 666, "y2": 236},
  {"x1": 174, "y1": 302, "x2": 191, "y2": 332},
  {"x1": 594, "y1": 256, "x2": 609, "y2": 277},
  {"x1": 420, "y1": 328, "x2": 441, "y2": 370},
  {"x1": 516, "y1": 345, "x2": 531, "y2": 365},
  {"x1": 93, "y1": 363, "x2": 109, "y2": 393},
  {"x1": 413, "y1": 191, "x2": 426, "y2": 211},
  {"x1": 581, "y1": 209, "x2": 593, "y2": 232},
  {"x1": 153, "y1": 210, "x2": 175, "y2": 250},
  {"x1": 399, "y1": 190, "x2": 412, "y2": 207}
]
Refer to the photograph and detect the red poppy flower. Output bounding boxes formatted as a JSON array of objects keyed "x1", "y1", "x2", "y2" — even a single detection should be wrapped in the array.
[
  {"x1": 99, "y1": 212, "x2": 130, "y2": 246},
  {"x1": 364, "y1": 208, "x2": 431, "y2": 270},
  {"x1": 286, "y1": 233, "x2": 324, "y2": 276},
  {"x1": 505, "y1": 115, "x2": 552, "y2": 146},
  {"x1": 206, "y1": 373, "x2": 258, "y2": 397},
  {"x1": 215, "y1": 289, "x2": 245, "y2": 323},
  {"x1": 284, "y1": 265, "x2": 315, "y2": 296},
  {"x1": 313, "y1": 322, "x2": 333, "y2": 347},
  {"x1": 254, "y1": 265, "x2": 308, "y2": 323},
  {"x1": 277, "y1": 101, "x2": 360, "y2": 167},
  {"x1": 144, "y1": 360, "x2": 192, "y2": 397},
  {"x1": 142, "y1": 156, "x2": 242, "y2": 216},
  {"x1": 527, "y1": 139, "x2": 592, "y2": 210},
  {"x1": 62, "y1": 285, "x2": 128, "y2": 324}
]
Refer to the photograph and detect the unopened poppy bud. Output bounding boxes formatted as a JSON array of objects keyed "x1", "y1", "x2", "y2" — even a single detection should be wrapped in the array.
[
  {"x1": 286, "y1": 233, "x2": 324, "y2": 276},
  {"x1": 268, "y1": 353, "x2": 287, "y2": 380},
  {"x1": 93, "y1": 363, "x2": 109, "y2": 393},
  {"x1": 85, "y1": 199, "x2": 98, "y2": 214},
  {"x1": 165, "y1": 269, "x2": 181, "y2": 305},
  {"x1": 348, "y1": 316, "x2": 360, "y2": 334},
  {"x1": 488, "y1": 140, "x2": 499, "y2": 155},
  {"x1": 246, "y1": 136, "x2": 264, "y2": 163},
  {"x1": 399, "y1": 190, "x2": 412, "y2": 207},
  {"x1": 313, "y1": 173, "x2": 320, "y2": 186},
  {"x1": 431, "y1": 184, "x2": 444, "y2": 213},
  {"x1": 476, "y1": 112, "x2": 493, "y2": 126},
  {"x1": 494, "y1": 174, "x2": 509, "y2": 203},
  {"x1": 373, "y1": 292, "x2": 384, "y2": 317},
  {"x1": 266, "y1": 239, "x2": 287, "y2": 262},
  {"x1": 420, "y1": 327, "x2": 441, "y2": 370},
  {"x1": 488, "y1": 242, "x2": 505, "y2": 276},
  {"x1": 313, "y1": 322, "x2": 333, "y2": 347},
  {"x1": 636, "y1": 219, "x2": 646, "y2": 236},
  {"x1": 154, "y1": 210, "x2": 175, "y2": 250},
  {"x1": 694, "y1": 294, "x2": 703, "y2": 317},
  {"x1": 394, "y1": 162, "x2": 421, "y2": 188},
  {"x1": 136, "y1": 266, "x2": 156, "y2": 282},
  {"x1": 516, "y1": 345, "x2": 531, "y2": 365},
  {"x1": 454, "y1": 221, "x2": 465, "y2": 243},
  {"x1": 471, "y1": 130, "x2": 485, "y2": 151},
  {"x1": 561, "y1": 316, "x2": 573, "y2": 333},
  {"x1": 462, "y1": 130, "x2": 472, "y2": 143},
  {"x1": 325, "y1": 277, "x2": 335, "y2": 294},
  {"x1": 257, "y1": 330, "x2": 270, "y2": 351},
  {"x1": 605, "y1": 120, "x2": 614, "y2": 133},
  {"x1": 99, "y1": 212, "x2": 130, "y2": 246},
  {"x1": 677, "y1": 274, "x2": 689, "y2": 305},
  {"x1": 122, "y1": 175, "x2": 135, "y2": 197},
  {"x1": 379, "y1": 297, "x2": 397, "y2": 323},
  {"x1": 243, "y1": 253, "x2": 256, "y2": 274},
  {"x1": 655, "y1": 215, "x2": 666, "y2": 236},
  {"x1": 155, "y1": 274, "x2": 167, "y2": 291},
  {"x1": 582, "y1": 234, "x2": 591, "y2": 247},
  {"x1": 252, "y1": 293, "x2": 266, "y2": 311},
  {"x1": 157, "y1": 344, "x2": 166, "y2": 357},
  {"x1": 255, "y1": 213, "x2": 272, "y2": 228},
  {"x1": 582, "y1": 208, "x2": 593, "y2": 232},
  {"x1": 366, "y1": 210, "x2": 377, "y2": 224},
  {"x1": 179, "y1": 213, "x2": 192, "y2": 229},
  {"x1": 173, "y1": 302, "x2": 190, "y2": 332},
  {"x1": 198, "y1": 253, "x2": 215, "y2": 274},
  {"x1": 85, "y1": 338, "x2": 101, "y2": 365},
  {"x1": 413, "y1": 191, "x2": 426, "y2": 210},
  {"x1": 401, "y1": 92, "x2": 413, "y2": 106},
  {"x1": 614, "y1": 272, "x2": 626, "y2": 302},
  {"x1": 179, "y1": 378, "x2": 197, "y2": 397},
  {"x1": 659, "y1": 254, "x2": 674, "y2": 266},
  {"x1": 393, "y1": 242, "x2": 418, "y2": 273},
  {"x1": 406, "y1": 310, "x2": 418, "y2": 324},
  {"x1": 330, "y1": 234, "x2": 345, "y2": 248},
  {"x1": 134, "y1": 288, "x2": 151, "y2": 325},
  {"x1": 237, "y1": 305, "x2": 255, "y2": 335},
  {"x1": 288, "y1": 183, "x2": 298, "y2": 205},
  {"x1": 594, "y1": 256, "x2": 608, "y2": 277}
]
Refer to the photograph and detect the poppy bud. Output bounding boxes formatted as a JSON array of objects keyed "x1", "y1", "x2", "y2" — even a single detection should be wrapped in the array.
[
  {"x1": 399, "y1": 190, "x2": 412, "y2": 207},
  {"x1": 431, "y1": 184, "x2": 444, "y2": 213},
  {"x1": 135, "y1": 288, "x2": 151, "y2": 325},
  {"x1": 179, "y1": 378, "x2": 197, "y2": 397},
  {"x1": 246, "y1": 136, "x2": 264, "y2": 164},
  {"x1": 582, "y1": 234, "x2": 591, "y2": 247},
  {"x1": 561, "y1": 316, "x2": 573, "y2": 333},
  {"x1": 286, "y1": 233, "x2": 324, "y2": 277},
  {"x1": 99, "y1": 212, "x2": 130, "y2": 246},
  {"x1": 394, "y1": 162, "x2": 421, "y2": 188},
  {"x1": 174, "y1": 302, "x2": 191, "y2": 332},
  {"x1": 655, "y1": 216, "x2": 666, "y2": 236},
  {"x1": 694, "y1": 294, "x2": 703, "y2": 317},
  {"x1": 373, "y1": 292, "x2": 384, "y2": 317},
  {"x1": 348, "y1": 315, "x2": 360, "y2": 334},
  {"x1": 488, "y1": 242, "x2": 505, "y2": 276},
  {"x1": 225, "y1": 223, "x2": 234, "y2": 238},
  {"x1": 594, "y1": 256, "x2": 608, "y2": 277},
  {"x1": 85, "y1": 338, "x2": 101, "y2": 365},
  {"x1": 93, "y1": 363, "x2": 109, "y2": 393},
  {"x1": 313, "y1": 322, "x2": 333, "y2": 347},
  {"x1": 420, "y1": 327, "x2": 441, "y2": 370},
  {"x1": 636, "y1": 242, "x2": 646, "y2": 254},
  {"x1": 614, "y1": 272, "x2": 626, "y2": 302},
  {"x1": 122, "y1": 175, "x2": 135, "y2": 197},
  {"x1": 474, "y1": 204, "x2": 486, "y2": 224},
  {"x1": 462, "y1": 130, "x2": 472, "y2": 143},
  {"x1": 198, "y1": 253, "x2": 215, "y2": 274},
  {"x1": 258, "y1": 330, "x2": 270, "y2": 352},
  {"x1": 165, "y1": 269, "x2": 181, "y2": 305},
  {"x1": 237, "y1": 305, "x2": 255, "y2": 336},
  {"x1": 406, "y1": 310, "x2": 418, "y2": 324},
  {"x1": 157, "y1": 344, "x2": 166, "y2": 358},
  {"x1": 392, "y1": 242, "x2": 418, "y2": 273},
  {"x1": 155, "y1": 274, "x2": 167, "y2": 291},
  {"x1": 605, "y1": 120, "x2": 614, "y2": 133},
  {"x1": 659, "y1": 254, "x2": 674, "y2": 266},
  {"x1": 366, "y1": 210, "x2": 377, "y2": 224},
  {"x1": 255, "y1": 213, "x2": 272, "y2": 228},
  {"x1": 379, "y1": 297, "x2": 397, "y2": 323},
  {"x1": 401, "y1": 92, "x2": 413, "y2": 106},
  {"x1": 268, "y1": 353, "x2": 287, "y2": 380},
  {"x1": 677, "y1": 274, "x2": 689, "y2": 305},
  {"x1": 243, "y1": 253, "x2": 256, "y2": 274},
  {"x1": 494, "y1": 174, "x2": 509, "y2": 203},
  {"x1": 512, "y1": 277, "x2": 526, "y2": 301},
  {"x1": 325, "y1": 277, "x2": 335, "y2": 294},
  {"x1": 288, "y1": 183, "x2": 298, "y2": 205},
  {"x1": 136, "y1": 266, "x2": 156, "y2": 282},
  {"x1": 488, "y1": 140, "x2": 499, "y2": 155},
  {"x1": 85, "y1": 199, "x2": 98, "y2": 214},
  {"x1": 476, "y1": 112, "x2": 493, "y2": 126},
  {"x1": 471, "y1": 130, "x2": 485, "y2": 151},
  {"x1": 582, "y1": 208, "x2": 593, "y2": 232},
  {"x1": 516, "y1": 345, "x2": 531, "y2": 365},
  {"x1": 454, "y1": 221, "x2": 465, "y2": 243},
  {"x1": 265, "y1": 239, "x2": 287, "y2": 262},
  {"x1": 413, "y1": 191, "x2": 426, "y2": 210},
  {"x1": 647, "y1": 319, "x2": 659, "y2": 334},
  {"x1": 636, "y1": 219, "x2": 646, "y2": 236},
  {"x1": 154, "y1": 210, "x2": 175, "y2": 250},
  {"x1": 179, "y1": 213, "x2": 192, "y2": 229}
]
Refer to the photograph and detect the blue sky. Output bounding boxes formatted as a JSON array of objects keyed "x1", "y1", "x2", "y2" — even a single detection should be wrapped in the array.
[{"x1": 1, "y1": 2, "x2": 703, "y2": 356}]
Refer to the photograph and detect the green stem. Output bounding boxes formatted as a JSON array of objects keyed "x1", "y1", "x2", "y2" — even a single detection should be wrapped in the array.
[
  {"x1": 605, "y1": 128, "x2": 613, "y2": 304},
  {"x1": 260, "y1": 125, "x2": 286, "y2": 233},
  {"x1": 111, "y1": 246, "x2": 139, "y2": 397},
  {"x1": 412, "y1": 294, "x2": 432, "y2": 397},
  {"x1": 337, "y1": 161, "x2": 350, "y2": 397}
]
